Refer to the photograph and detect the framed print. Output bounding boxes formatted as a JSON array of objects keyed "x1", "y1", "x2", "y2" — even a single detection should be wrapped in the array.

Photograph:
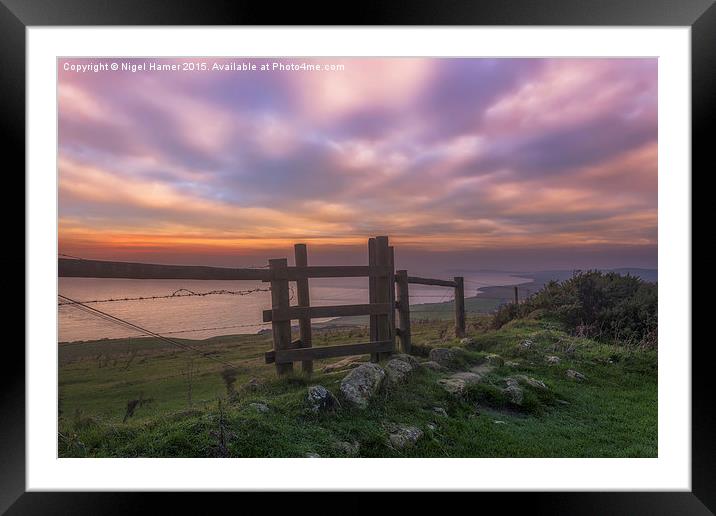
[{"x1": 5, "y1": 0, "x2": 711, "y2": 512}]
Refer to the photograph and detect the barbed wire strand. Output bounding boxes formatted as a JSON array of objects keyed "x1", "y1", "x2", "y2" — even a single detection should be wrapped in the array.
[
  {"x1": 58, "y1": 294, "x2": 237, "y2": 369},
  {"x1": 57, "y1": 287, "x2": 270, "y2": 306}
]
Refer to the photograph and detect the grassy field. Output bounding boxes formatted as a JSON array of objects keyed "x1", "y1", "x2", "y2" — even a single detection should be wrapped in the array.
[{"x1": 58, "y1": 300, "x2": 657, "y2": 458}]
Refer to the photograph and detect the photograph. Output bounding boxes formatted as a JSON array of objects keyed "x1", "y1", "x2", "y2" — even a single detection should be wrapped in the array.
[{"x1": 56, "y1": 56, "x2": 659, "y2": 459}]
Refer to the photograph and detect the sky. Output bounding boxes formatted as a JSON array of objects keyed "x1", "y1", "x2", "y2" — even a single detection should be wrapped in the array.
[{"x1": 58, "y1": 58, "x2": 657, "y2": 272}]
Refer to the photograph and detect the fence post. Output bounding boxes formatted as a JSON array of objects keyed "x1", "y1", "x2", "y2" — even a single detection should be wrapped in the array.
[
  {"x1": 368, "y1": 238, "x2": 379, "y2": 362},
  {"x1": 514, "y1": 286, "x2": 519, "y2": 305},
  {"x1": 269, "y1": 258, "x2": 293, "y2": 376},
  {"x1": 388, "y1": 245, "x2": 396, "y2": 352},
  {"x1": 375, "y1": 236, "x2": 393, "y2": 360},
  {"x1": 454, "y1": 276, "x2": 465, "y2": 338},
  {"x1": 396, "y1": 269, "x2": 411, "y2": 353},
  {"x1": 294, "y1": 244, "x2": 313, "y2": 376}
]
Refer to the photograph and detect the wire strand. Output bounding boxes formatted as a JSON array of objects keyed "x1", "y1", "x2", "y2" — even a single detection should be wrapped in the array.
[{"x1": 58, "y1": 294, "x2": 237, "y2": 369}]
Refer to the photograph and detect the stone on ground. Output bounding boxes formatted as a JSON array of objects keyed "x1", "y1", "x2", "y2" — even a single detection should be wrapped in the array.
[
  {"x1": 307, "y1": 385, "x2": 341, "y2": 413},
  {"x1": 388, "y1": 425, "x2": 423, "y2": 449},
  {"x1": 545, "y1": 355, "x2": 561, "y2": 365},
  {"x1": 566, "y1": 369, "x2": 587, "y2": 381},
  {"x1": 437, "y1": 371, "x2": 484, "y2": 396},
  {"x1": 385, "y1": 355, "x2": 418, "y2": 384},
  {"x1": 391, "y1": 353, "x2": 420, "y2": 368},
  {"x1": 516, "y1": 375, "x2": 548, "y2": 390},
  {"x1": 460, "y1": 337, "x2": 477, "y2": 347},
  {"x1": 428, "y1": 347, "x2": 464, "y2": 367},
  {"x1": 503, "y1": 378, "x2": 524, "y2": 405},
  {"x1": 249, "y1": 402, "x2": 269, "y2": 413},
  {"x1": 518, "y1": 339, "x2": 534, "y2": 349},
  {"x1": 333, "y1": 440, "x2": 360, "y2": 456},
  {"x1": 423, "y1": 360, "x2": 445, "y2": 371},
  {"x1": 340, "y1": 363, "x2": 385, "y2": 408},
  {"x1": 486, "y1": 354, "x2": 505, "y2": 367}
]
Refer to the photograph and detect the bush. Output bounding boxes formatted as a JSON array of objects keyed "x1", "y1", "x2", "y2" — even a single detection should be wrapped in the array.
[{"x1": 492, "y1": 271, "x2": 657, "y2": 348}]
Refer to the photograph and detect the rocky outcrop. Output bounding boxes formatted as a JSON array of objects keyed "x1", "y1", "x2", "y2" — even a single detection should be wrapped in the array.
[{"x1": 340, "y1": 363, "x2": 385, "y2": 408}]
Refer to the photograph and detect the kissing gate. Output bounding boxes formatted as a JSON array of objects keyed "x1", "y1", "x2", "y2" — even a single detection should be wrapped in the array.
[{"x1": 262, "y1": 236, "x2": 466, "y2": 376}]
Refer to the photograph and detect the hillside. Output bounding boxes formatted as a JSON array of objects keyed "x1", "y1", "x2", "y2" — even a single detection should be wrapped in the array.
[{"x1": 59, "y1": 314, "x2": 657, "y2": 458}]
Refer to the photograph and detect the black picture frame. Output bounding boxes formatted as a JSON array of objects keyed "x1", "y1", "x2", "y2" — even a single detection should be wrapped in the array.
[{"x1": 3, "y1": 0, "x2": 709, "y2": 513}]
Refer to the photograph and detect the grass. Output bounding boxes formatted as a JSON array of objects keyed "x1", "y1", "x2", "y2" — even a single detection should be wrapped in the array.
[{"x1": 58, "y1": 315, "x2": 657, "y2": 458}]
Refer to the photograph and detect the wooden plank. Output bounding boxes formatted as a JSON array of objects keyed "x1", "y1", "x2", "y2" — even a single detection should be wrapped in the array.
[
  {"x1": 269, "y1": 258, "x2": 293, "y2": 375},
  {"x1": 58, "y1": 258, "x2": 272, "y2": 281},
  {"x1": 454, "y1": 276, "x2": 466, "y2": 338},
  {"x1": 294, "y1": 244, "x2": 313, "y2": 375},
  {"x1": 266, "y1": 340, "x2": 394, "y2": 364},
  {"x1": 263, "y1": 303, "x2": 392, "y2": 322},
  {"x1": 406, "y1": 276, "x2": 457, "y2": 288},
  {"x1": 283, "y1": 265, "x2": 390, "y2": 281},
  {"x1": 58, "y1": 258, "x2": 389, "y2": 282},
  {"x1": 396, "y1": 269, "x2": 412, "y2": 354}
]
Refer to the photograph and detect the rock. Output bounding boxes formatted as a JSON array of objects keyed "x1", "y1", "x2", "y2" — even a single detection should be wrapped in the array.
[
  {"x1": 385, "y1": 357, "x2": 416, "y2": 384},
  {"x1": 505, "y1": 361, "x2": 520, "y2": 367},
  {"x1": 516, "y1": 375, "x2": 548, "y2": 390},
  {"x1": 486, "y1": 354, "x2": 505, "y2": 367},
  {"x1": 388, "y1": 425, "x2": 423, "y2": 449},
  {"x1": 566, "y1": 369, "x2": 587, "y2": 382},
  {"x1": 493, "y1": 420, "x2": 506, "y2": 424},
  {"x1": 322, "y1": 356, "x2": 364, "y2": 373},
  {"x1": 519, "y1": 339, "x2": 534, "y2": 349},
  {"x1": 432, "y1": 406, "x2": 448, "y2": 418},
  {"x1": 460, "y1": 337, "x2": 477, "y2": 347},
  {"x1": 438, "y1": 377, "x2": 467, "y2": 396},
  {"x1": 391, "y1": 354, "x2": 420, "y2": 368},
  {"x1": 305, "y1": 453, "x2": 321, "y2": 458},
  {"x1": 503, "y1": 379, "x2": 524, "y2": 405},
  {"x1": 452, "y1": 371, "x2": 484, "y2": 384},
  {"x1": 340, "y1": 363, "x2": 385, "y2": 408},
  {"x1": 249, "y1": 402, "x2": 269, "y2": 413},
  {"x1": 426, "y1": 423, "x2": 437, "y2": 431},
  {"x1": 428, "y1": 347, "x2": 463, "y2": 367},
  {"x1": 423, "y1": 361, "x2": 445, "y2": 371},
  {"x1": 306, "y1": 385, "x2": 341, "y2": 413},
  {"x1": 545, "y1": 355, "x2": 561, "y2": 365},
  {"x1": 438, "y1": 371, "x2": 484, "y2": 396},
  {"x1": 556, "y1": 399, "x2": 570, "y2": 405},
  {"x1": 333, "y1": 440, "x2": 360, "y2": 456}
]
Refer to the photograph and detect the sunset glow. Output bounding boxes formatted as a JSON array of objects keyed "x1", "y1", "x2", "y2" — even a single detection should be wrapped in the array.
[{"x1": 59, "y1": 58, "x2": 657, "y2": 269}]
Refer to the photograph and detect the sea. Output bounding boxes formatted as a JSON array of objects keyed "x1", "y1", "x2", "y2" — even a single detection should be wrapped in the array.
[{"x1": 58, "y1": 272, "x2": 533, "y2": 343}]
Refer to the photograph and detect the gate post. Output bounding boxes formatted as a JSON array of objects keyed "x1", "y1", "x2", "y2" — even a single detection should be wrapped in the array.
[
  {"x1": 375, "y1": 236, "x2": 394, "y2": 360},
  {"x1": 368, "y1": 238, "x2": 378, "y2": 362},
  {"x1": 454, "y1": 276, "x2": 466, "y2": 338},
  {"x1": 396, "y1": 269, "x2": 412, "y2": 353},
  {"x1": 294, "y1": 244, "x2": 313, "y2": 375},
  {"x1": 269, "y1": 258, "x2": 293, "y2": 376}
]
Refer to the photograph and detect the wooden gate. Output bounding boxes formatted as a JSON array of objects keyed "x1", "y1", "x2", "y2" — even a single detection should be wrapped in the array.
[{"x1": 263, "y1": 236, "x2": 396, "y2": 375}]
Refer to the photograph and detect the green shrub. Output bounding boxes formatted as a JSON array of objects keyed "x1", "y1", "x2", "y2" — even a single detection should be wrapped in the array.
[{"x1": 493, "y1": 271, "x2": 657, "y2": 348}]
